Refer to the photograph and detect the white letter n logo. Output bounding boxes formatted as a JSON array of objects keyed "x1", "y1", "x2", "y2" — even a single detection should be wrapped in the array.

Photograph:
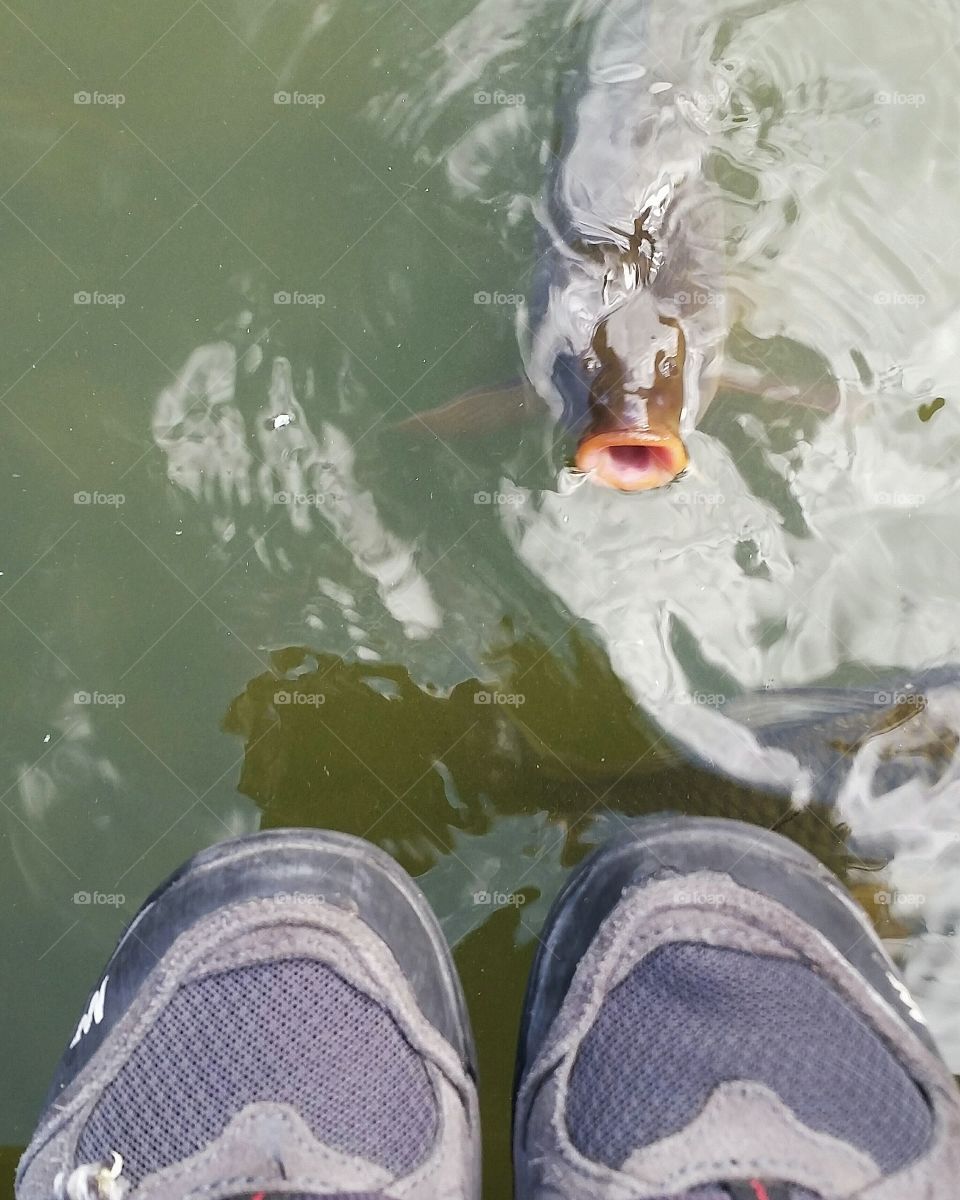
[{"x1": 69, "y1": 975, "x2": 109, "y2": 1049}]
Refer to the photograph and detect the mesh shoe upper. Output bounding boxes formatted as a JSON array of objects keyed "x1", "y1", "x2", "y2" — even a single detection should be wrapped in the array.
[
  {"x1": 17, "y1": 833, "x2": 479, "y2": 1200},
  {"x1": 75, "y1": 958, "x2": 438, "y2": 1186},
  {"x1": 515, "y1": 839, "x2": 960, "y2": 1200},
  {"x1": 566, "y1": 943, "x2": 933, "y2": 1175}
]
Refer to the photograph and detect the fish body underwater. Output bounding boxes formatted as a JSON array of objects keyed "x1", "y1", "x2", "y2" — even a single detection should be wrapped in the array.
[
  {"x1": 522, "y1": 0, "x2": 728, "y2": 492},
  {"x1": 716, "y1": 669, "x2": 960, "y2": 807}
]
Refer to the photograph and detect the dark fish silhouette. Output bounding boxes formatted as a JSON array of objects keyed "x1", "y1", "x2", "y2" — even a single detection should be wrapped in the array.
[
  {"x1": 400, "y1": 5, "x2": 732, "y2": 490},
  {"x1": 519, "y1": 4, "x2": 731, "y2": 491}
]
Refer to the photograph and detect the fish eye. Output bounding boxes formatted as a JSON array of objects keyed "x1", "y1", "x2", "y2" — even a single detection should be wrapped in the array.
[{"x1": 659, "y1": 357, "x2": 677, "y2": 378}]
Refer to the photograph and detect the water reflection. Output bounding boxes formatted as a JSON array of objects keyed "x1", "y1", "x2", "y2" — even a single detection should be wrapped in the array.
[
  {"x1": 152, "y1": 342, "x2": 442, "y2": 640},
  {"x1": 503, "y1": 428, "x2": 960, "y2": 1058},
  {"x1": 380, "y1": 0, "x2": 960, "y2": 1060},
  {"x1": 146, "y1": 0, "x2": 960, "y2": 1067},
  {"x1": 223, "y1": 642, "x2": 851, "y2": 947}
]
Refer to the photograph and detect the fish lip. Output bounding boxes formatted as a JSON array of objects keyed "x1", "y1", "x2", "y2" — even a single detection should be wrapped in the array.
[{"x1": 574, "y1": 428, "x2": 688, "y2": 492}]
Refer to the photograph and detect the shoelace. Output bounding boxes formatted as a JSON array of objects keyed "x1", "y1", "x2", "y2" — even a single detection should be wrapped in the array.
[{"x1": 53, "y1": 1152, "x2": 128, "y2": 1200}]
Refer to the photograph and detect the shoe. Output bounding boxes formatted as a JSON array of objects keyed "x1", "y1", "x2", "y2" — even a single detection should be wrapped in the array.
[
  {"x1": 18, "y1": 829, "x2": 479, "y2": 1200},
  {"x1": 514, "y1": 816, "x2": 960, "y2": 1199}
]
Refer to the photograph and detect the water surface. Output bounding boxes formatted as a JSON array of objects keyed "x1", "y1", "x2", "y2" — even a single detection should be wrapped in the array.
[{"x1": 4, "y1": 0, "x2": 960, "y2": 1193}]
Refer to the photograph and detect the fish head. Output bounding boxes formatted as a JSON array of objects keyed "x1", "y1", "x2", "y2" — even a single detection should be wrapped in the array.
[{"x1": 570, "y1": 312, "x2": 688, "y2": 492}]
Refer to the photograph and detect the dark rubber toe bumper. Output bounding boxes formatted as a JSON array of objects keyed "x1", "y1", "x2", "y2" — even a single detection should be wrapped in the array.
[
  {"x1": 516, "y1": 815, "x2": 937, "y2": 1092},
  {"x1": 46, "y1": 829, "x2": 475, "y2": 1105}
]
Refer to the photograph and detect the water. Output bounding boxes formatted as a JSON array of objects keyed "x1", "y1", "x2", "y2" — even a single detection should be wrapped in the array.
[{"x1": 4, "y1": 0, "x2": 960, "y2": 1193}]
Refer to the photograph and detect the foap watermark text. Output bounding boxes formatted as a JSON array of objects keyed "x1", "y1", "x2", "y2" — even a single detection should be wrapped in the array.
[
  {"x1": 474, "y1": 90, "x2": 525, "y2": 106},
  {"x1": 75, "y1": 91, "x2": 125, "y2": 107},
  {"x1": 474, "y1": 690, "x2": 525, "y2": 707},
  {"x1": 75, "y1": 491, "x2": 125, "y2": 507},
  {"x1": 274, "y1": 91, "x2": 325, "y2": 107},
  {"x1": 473, "y1": 890, "x2": 527, "y2": 907},
  {"x1": 74, "y1": 691, "x2": 125, "y2": 707},
  {"x1": 274, "y1": 290, "x2": 325, "y2": 307},
  {"x1": 75, "y1": 291, "x2": 125, "y2": 307},
  {"x1": 274, "y1": 690, "x2": 326, "y2": 707},
  {"x1": 474, "y1": 291, "x2": 524, "y2": 306},
  {"x1": 74, "y1": 890, "x2": 126, "y2": 907}
]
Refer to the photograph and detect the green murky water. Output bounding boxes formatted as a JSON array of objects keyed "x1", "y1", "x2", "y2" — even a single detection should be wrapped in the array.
[{"x1": 5, "y1": 1, "x2": 960, "y2": 1194}]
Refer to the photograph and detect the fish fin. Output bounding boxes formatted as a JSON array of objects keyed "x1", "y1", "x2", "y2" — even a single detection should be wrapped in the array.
[
  {"x1": 721, "y1": 687, "x2": 899, "y2": 729},
  {"x1": 392, "y1": 378, "x2": 543, "y2": 439},
  {"x1": 717, "y1": 362, "x2": 841, "y2": 412},
  {"x1": 710, "y1": 357, "x2": 840, "y2": 410}
]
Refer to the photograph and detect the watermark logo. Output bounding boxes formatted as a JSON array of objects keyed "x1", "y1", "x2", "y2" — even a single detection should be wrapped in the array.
[
  {"x1": 875, "y1": 889, "x2": 926, "y2": 909},
  {"x1": 474, "y1": 291, "x2": 524, "y2": 306},
  {"x1": 872, "y1": 491, "x2": 926, "y2": 508},
  {"x1": 676, "y1": 491, "x2": 725, "y2": 506},
  {"x1": 473, "y1": 889, "x2": 527, "y2": 907},
  {"x1": 272, "y1": 891, "x2": 326, "y2": 904},
  {"x1": 676, "y1": 691, "x2": 726, "y2": 708},
  {"x1": 274, "y1": 690, "x2": 326, "y2": 707},
  {"x1": 873, "y1": 291, "x2": 925, "y2": 307},
  {"x1": 474, "y1": 690, "x2": 525, "y2": 707},
  {"x1": 274, "y1": 90, "x2": 325, "y2": 107},
  {"x1": 673, "y1": 890, "x2": 731, "y2": 906},
  {"x1": 872, "y1": 691, "x2": 925, "y2": 708},
  {"x1": 474, "y1": 90, "x2": 525, "y2": 106},
  {"x1": 473, "y1": 490, "x2": 525, "y2": 506},
  {"x1": 74, "y1": 91, "x2": 125, "y2": 107},
  {"x1": 274, "y1": 290, "x2": 325, "y2": 307},
  {"x1": 73, "y1": 891, "x2": 126, "y2": 906},
  {"x1": 274, "y1": 491, "x2": 326, "y2": 507},
  {"x1": 74, "y1": 491, "x2": 125, "y2": 506},
  {"x1": 676, "y1": 289, "x2": 722, "y2": 308},
  {"x1": 74, "y1": 291, "x2": 125, "y2": 307},
  {"x1": 875, "y1": 91, "x2": 926, "y2": 106},
  {"x1": 74, "y1": 691, "x2": 125, "y2": 707}
]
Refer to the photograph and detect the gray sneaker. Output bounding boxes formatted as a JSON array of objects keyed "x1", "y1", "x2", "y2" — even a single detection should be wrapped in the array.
[
  {"x1": 514, "y1": 816, "x2": 960, "y2": 1200},
  {"x1": 18, "y1": 830, "x2": 479, "y2": 1200}
]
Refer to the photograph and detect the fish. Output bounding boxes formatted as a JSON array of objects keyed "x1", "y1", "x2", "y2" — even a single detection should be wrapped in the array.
[
  {"x1": 397, "y1": 4, "x2": 733, "y2": 491},
  {"x1": 715, "y1": 669, "x2": 960, "y2": 803},
  {"x1": 520, "y1": 5, "x2": 729, "y2": 492}
]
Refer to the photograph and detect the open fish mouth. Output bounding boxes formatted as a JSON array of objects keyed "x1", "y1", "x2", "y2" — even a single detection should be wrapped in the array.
[{"x1": 574, "y1": 429, "x2": 688, "y2": 492}]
